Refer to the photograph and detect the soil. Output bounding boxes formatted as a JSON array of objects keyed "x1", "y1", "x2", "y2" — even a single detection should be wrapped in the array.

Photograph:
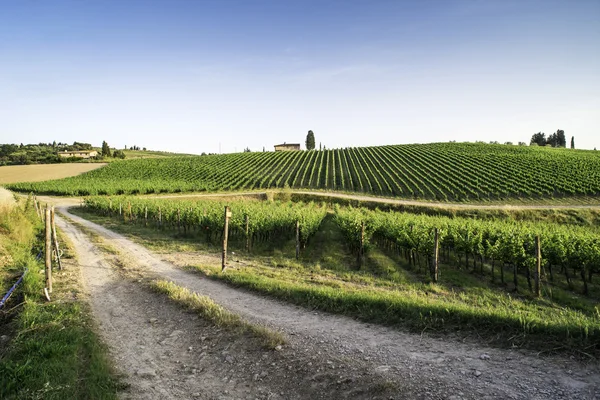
[{"x1": 54, "y1": 206, "x2": 600, "y2": 399}]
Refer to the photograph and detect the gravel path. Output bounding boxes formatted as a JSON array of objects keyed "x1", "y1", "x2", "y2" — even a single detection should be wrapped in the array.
[{"x1": 56, "y1": 206, "x2": 600, "y2": 400}]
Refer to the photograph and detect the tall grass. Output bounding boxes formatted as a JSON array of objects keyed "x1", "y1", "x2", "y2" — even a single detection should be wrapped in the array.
[{"x1": 0, "y1": 196, "x2": 122, "y2": 399}]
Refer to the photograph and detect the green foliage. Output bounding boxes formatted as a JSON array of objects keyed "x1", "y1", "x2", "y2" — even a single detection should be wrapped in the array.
[
  {"x1": 84, "y1": 196, "x2": 327, "y2": 248},
  {"x1": 305, "y1": 130, "x2": 315, "y2": 150},
  {"x1": 7, "y1": 142, "x2": 600, "y2": 201},
  {"x1": 101, "y1": 141, "x2": 112, "y2": 157},
  {"x1": 111, "y1": 150, "x2": 126, "y2": 159},
  {"x1": 0, "y1": 199, "x2": 120, "y2": 399},
  {"x1": 0, "y1": 142, "x2": 94, "y2": 166}
]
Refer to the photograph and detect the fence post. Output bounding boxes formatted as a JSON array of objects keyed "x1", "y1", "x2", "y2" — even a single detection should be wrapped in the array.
[
  {"x1": 33, "y1": 197, "x2": 40, "y2": 219},
  {"x1": 51, "y1": 206, "x2": 62, "y2": 270},
  {"x1": 432, "y1": 228, "x2": 439, "y2": 283},
  {"x1": 535, "y1": 235, "x2": 541, "y2": 297},
  {"x1": 295, "y1": 220, "x2": 300, "y2": 260},
  {"x1": 144, "y1": 206, "x2": 148, "y2": 227},
  {"x1": 45, "y1": 208, "x2": 53, "y2": 294},
  {"x1": 177, "y1": 208, "x2": 181, "y2": 233},
  {"x1": 222, "y1": 206, "x2": 231, "y2": 272}
]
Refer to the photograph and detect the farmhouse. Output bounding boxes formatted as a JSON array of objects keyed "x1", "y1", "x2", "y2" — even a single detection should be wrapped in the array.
[
  {"x1": 58, "y1": 150, "x2": 98, "y2": 159},
  {"x1": 274, "y1": 143, "x2": 301, "y2": 152}
]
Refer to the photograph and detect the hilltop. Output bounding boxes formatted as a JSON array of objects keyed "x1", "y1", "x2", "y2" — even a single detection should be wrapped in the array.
[{"x1": 5, "y1": 142, "x2": 600, "y2": 202}]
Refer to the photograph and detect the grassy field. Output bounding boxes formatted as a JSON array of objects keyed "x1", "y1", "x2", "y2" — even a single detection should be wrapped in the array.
[
  {"x1": 71, "y1": 202, "x2": 600, "y2": 357},
  {"x1": 7, "y1": 142, "x2": 600, "y2": 202},
  {"x1": 0, "y1": 197, "x2": 121, "y2": 399},
  {"x1": 0, "y1": 163, "x2": 106, "y2": 184}
]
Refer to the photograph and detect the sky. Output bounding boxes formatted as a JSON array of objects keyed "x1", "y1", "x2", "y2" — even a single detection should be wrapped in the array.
[{"x1": 0, "y1": 0, "x2": 599, "y2": 154}]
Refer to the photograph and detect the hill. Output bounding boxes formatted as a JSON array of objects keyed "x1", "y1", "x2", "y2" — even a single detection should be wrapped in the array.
[{"x1": 6, "y1": 142, "x2": 600, "y2": 201}]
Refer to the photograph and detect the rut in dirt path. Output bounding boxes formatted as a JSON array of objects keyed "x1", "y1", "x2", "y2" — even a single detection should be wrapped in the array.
[{"x1": 58, "y1": 206, "x2": 600, "y2": 400}]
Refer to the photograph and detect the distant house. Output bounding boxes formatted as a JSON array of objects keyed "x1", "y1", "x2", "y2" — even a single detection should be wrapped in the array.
[
  {"x1": 58, "y1": 150, "x2": 98, "y2": 159},
  {"x1": 274, "y1": 143, "x2": 301, "y2": 152}
]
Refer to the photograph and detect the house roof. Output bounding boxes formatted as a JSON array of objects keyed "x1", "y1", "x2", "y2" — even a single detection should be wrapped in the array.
[{"x1": 274, "y1": 143, "x2": 300, "y2": 147}]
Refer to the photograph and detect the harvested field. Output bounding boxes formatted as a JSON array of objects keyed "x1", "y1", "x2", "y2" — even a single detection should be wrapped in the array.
[{"x1": 0, "y1": 163, "x2": 106, "y2": 184}]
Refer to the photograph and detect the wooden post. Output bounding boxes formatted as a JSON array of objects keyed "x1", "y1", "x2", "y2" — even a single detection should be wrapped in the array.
[
  {"x1": 45, "y1": 208, "x2": 53, "y2": 294},
  {"x1": 295, "y1": 220, "x2": 300, "y2": 260},
  {"x1": 177, "y1": 208, "x2": 181, "y2": 233},
  {"x1": 128, "y1": 201, "x2": 132, "y2": 222},
  {"x1": 222, "y1": 206, "x2": 231, "y2": 271},
  {"x1": 50, "y1": 206, "x2": 62, "y2": 270},
  {"x1": 33, "y1": 198, "x2": 40, "y2": 219},
  {"x1": 119, "y1": 203, "x2": 122, "y2": 216},
  {"x1": 144, "y1": 206, "x2": 148, "y2": 227},
  {"x1": 245, "y1": 214, "x2": 250, "y2": 252},
  {"x1": 432, "y1": 228, "x2": 439, "y2": 283},
  {"x1": 158, "y1": 207, "x2": 162, "y2": 229},
  {"x1": 534, "y1": 235, "x2": 541, "y2": 297}
]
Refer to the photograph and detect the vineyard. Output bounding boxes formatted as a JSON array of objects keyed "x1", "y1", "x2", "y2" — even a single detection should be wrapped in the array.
[
  {"x1": 77, "y1": 196, "x2": 600, "y2": 348},
  {"x1": 84, "y1": 196, "x2": 600, "y2": 299},
  {"x1": 7, "y1": 142, "x2": 600, "y2": 201}
]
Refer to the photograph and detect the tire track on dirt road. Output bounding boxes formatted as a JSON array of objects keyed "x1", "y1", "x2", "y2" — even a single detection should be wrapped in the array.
[{"x1": 56, "y1": 206, "x2": 600, "y2": 399}]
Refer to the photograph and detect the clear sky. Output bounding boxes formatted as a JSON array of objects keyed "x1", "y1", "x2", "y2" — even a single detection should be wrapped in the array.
[{"x1": 1, "y1": 0, "x2": 598, "y2": 153}]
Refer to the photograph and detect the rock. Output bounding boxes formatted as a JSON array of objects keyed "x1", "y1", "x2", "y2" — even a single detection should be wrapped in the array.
[
  {"x1": 149, "y1": 318, "x2": 158, "y2": 323},
  {"x1": 135, "y1": 368, "x2": 157, "y2": 378},
  {"x1": 479, "y1": 354, "x2": 491, "y2": 360},
  {"x1": 188, "y1": 346, "x2": 193, "y2": 352},
  {"x1": 275, "y1": 345, "x2": 283, "y2": 351},
  {"x1": 474, "y1": 370, "x2": 482, "y2": 377},
  {"x1": 0, "y1": 335, "x2": 9, "y2": 343}
]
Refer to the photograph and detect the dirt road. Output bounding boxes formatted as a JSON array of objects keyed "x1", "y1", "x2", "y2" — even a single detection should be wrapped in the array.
[{"x1": 55, "y1": 205, "x2": 600, "y2": 399}]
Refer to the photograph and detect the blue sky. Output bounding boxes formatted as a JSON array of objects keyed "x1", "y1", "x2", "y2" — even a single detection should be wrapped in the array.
[{"x1": 0, "y1": 0, "x2": 598, "y2": 153}]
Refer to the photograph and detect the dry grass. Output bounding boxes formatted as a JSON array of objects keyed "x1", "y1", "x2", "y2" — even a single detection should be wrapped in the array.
[
  {"x1": 0, "y1": 163, "x2": 106, "y2": 184},
  {"x1": 0, "y1": 188, "x2": 15, "y2": 206}
]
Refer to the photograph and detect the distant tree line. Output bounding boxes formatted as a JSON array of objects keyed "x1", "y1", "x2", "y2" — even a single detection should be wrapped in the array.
[
  {"x1": 530, "y1": 130, "x2": 573, "y2": 148},
  {"x1": 0, "y1": 141, "x2": 95, "y2": 166},
  {"x1": 0, "y1": 140, "x2": 135, "y2": 166}
]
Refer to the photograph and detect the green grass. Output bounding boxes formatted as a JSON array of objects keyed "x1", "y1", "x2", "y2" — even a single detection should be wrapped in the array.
[
  {"x1": 71, "y1": 206, "x2": 600, "y2": 357},
  {"x1": 0, "y1": 198, "x2": 122, "y2": 399},
  {"x1": 150, "y1": 280, "x2": 285, "y2": 349}
]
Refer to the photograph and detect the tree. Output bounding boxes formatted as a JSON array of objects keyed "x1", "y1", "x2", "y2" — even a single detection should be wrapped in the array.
[
  {"x1": 556, "y1": 130, "x2": 566, "y2": 147},
  {"x1": 571, "y1": 136, "x2": 575, "y2": 149},
  {"x1": 101, "y1": 141, "x2": 112, "y2": 157},
  {"x1": 530, "y1": 132, "x2": 546, "y2": 146},
  {"x1": 546, "y1": 130, "x2": 566, "y2": 148},
  {"x1": 305, "y1": 130, "x2": 315, "y2": 150},
  {"x1": 112, "y1": 149, "x2": 126, "y2": 159}
]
